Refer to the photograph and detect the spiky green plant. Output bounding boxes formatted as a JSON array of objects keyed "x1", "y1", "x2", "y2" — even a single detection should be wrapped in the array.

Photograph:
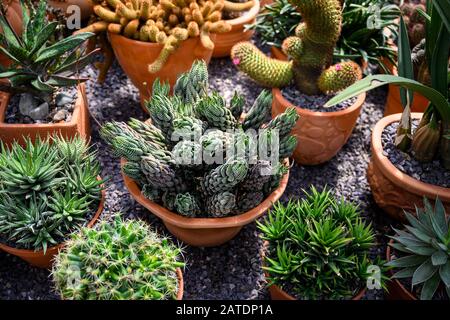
[
  {"x1": 385, "y1": 197, "x2": 450, "y2": 300},
  {"x1": 52, "y1": 216, "x2": 185, "y2": 300},
  {"x1": 257, "y1": 186, "x2": 378, "y2": 299}
]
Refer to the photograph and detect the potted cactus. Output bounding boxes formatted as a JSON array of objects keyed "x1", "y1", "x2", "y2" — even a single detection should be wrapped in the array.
[
  {"x1": 52, "y1": 216, "x2": 185, "y2": 300},
  {"x1": 212, "y1": 0, "x2": 260, "y2": 58},
  {"x1": 327, "y1": 1, "x2": 450, "y2": 220},
  {"x1": 100, "y1": 60, "x2": 296, "y2": 246},
  {"x1": 0, "y1": 135, "x2": 105, "y2": 268},
  {"x1": 0, "y1": 0, "x2": 97, "y2": 146},
  {"x1": 257, "y1": 186, "x2": 378, "y2": 300},
  {"x1": 231, "y1": 0, "x2": 366, "y2": 165},
  {"x1": 385, "y1": 198, "x2": 449, "y2": 300},
  {"x1": 76, "y1": 0, "x2": 231, "y2": 105}
]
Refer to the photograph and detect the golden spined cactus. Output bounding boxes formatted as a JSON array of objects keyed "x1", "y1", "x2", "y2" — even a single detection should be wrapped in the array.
[{"x1": 223, "y1": 0, "x2": 254, "y2": 12}]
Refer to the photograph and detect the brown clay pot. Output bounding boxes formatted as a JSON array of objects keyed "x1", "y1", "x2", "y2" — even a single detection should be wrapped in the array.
[
  {"x1": 212, "y1": 0, "x2": 260, "y2": 58},
  {"x1": 260, "y1": 0, "x2": 274, "y2": 7},
  {"x1": 272, "y1": 88, "x2": 366, "y2": 165},
  {"x1": 270, "y1": 46, "x2": 287, "y2": 61},
  {"x1": 0, "y1": 83, "x2": 91, "y2": 147},
  {"x1": 0, "y1": 0, "x2": 23, "y2": 67},
  {"x1": 108, "y1": 33, "x2": 215, "y2": 107},
  {"x1": 121, "y1": 158, "x2": 290, "y2": 247},
  {"x1": 0, "y1": 183, "x2": 106, "y2": 269},
  {"x1": 367, "y1": 113, "x2": 450, "y2": 221},
  {"x1": 48, "y1": 0, "x2": 93, "y2": 21},
  {"x1": 175, "y1": 268, "x2": 184, "y2": 300},
  {"x1": 385, "y1": 241, "x2": 416, "y2": 300}
]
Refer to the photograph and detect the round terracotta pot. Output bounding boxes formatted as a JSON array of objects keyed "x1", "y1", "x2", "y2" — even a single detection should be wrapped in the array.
[
  {"x1": 121, "y1": 159, "x2": 290, "y2": 247},
  {"x1": 367, "y1": 113, "x2": 450, "y2": 221},
  {"x1": 108, "y1": 32, "x2": 215, "y2": 107},
  {"x1": 48, "y1": 0, "x2": 93, "y2": 21},
  {"x1": 212, "y1": 0, "x2": 260, "y2": 58},
  {"x1": 272, "y1": 88, "x2": 366, "y2": 165},
  {"x1": 0, "y1": 184, "x2": 106, "y2": 269},
  {"x1": 0, "y1": 83, "x2": 91, "y2": 147},
  {"x1": 0, "y1": 0, "x2": 23, "y2": 67},
  {"x1": 176, "y1": 268, "x2": 184, "y2": 300},
  {"x1": 385, "y1": 241, "x2": 416, "y2": 300}
]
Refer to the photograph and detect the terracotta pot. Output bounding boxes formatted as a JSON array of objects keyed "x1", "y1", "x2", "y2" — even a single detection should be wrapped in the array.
[
  {"x1": 212, "y1": 0, "x2": 259, "y2": 58},
  {"x1": 121, "y1": 158, "x2": 290, "y2": 247},
  {"x1": 48, "y1": 0, "x2": 93, "y2": 21},
  {"x1": 260, "y1": 0, "x2": 274, "y2": 7},
  {"x1": 270, "y1": 46, "x2": 287, "y2": 61},
  {"x1": 367, "y1": 113, "x2": 450, "y2": 221},
  {"x1": 0, "y1": 0, "x2": 23, "y2": 67},
  {"x1": 385, "y1": 241, "x2": 416, "y2": 300},
  {"x1": 0, "y1": 83, "x2": 91, "y2": 147},
  {"x1": 272, "y1": 88, "x2": 366, "y2": 165},
  {"x1": 176, "y1": 268, "x2": 184, "y2": 300},
  {"x1": 0, "y1": 182, "x2": 106, "y2": 269},
  {"x1": 108, "y1": 33, "x2": 215, "y2": 107}
]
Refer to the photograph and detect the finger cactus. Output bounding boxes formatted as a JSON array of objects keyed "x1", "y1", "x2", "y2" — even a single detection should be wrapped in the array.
[{"x1": 230, "y1": 0, "x2": 362, "y2": 95}]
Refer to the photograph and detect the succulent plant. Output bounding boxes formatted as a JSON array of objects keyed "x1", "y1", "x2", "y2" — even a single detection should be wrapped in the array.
[
  {"x1": 231, "y1": 0, "x2": 362, "y2": 95},
  {"x1": 52, "y1": 216, "x2": 184, "y2": 300},
  {"x1": 257, "y1": 186, "x2": 377, "y2": 299},
  {"x1": 401, "y1": 0, "x2": 426, "y2": 48},
  {"x1": 101, "y1": 60, "x2": 296, "y2": 218},
  {"x1": 0, "y1": 136, "x2": 103, "y2": 252},
  {"x1": 0, "y1": 0, "x2": 96, "y2": 118},
  {"x1": 386, "y1": 197, "x2": 450, "y2": 300}
]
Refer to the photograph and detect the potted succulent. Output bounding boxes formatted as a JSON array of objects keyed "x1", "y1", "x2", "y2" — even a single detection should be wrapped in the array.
[
  {"x1": 48, "y1": 0, "x2": 94, "y2": 21},
  {"x1": 52, "y1": 216, "x2": 185, "y2": 300},
  {"x1": 76, "y1": 0, "x2": 232, "y2": 105},
  {"x1": 212, "y1": 0, "x2": 260, "y2": 58},
  {"x1": 231, "y1": 0, "x2": 366, "y2": 165},
  {"x1": 385, "y1": 197, "x2": 449, "y2": 300},
  {"x1": 0, "y1": 0, "x2": 97, "y2": 146},
  {"x1": 326, "y1": 2, "x2": 450, "y2": 220},
  {"x1": 0, "y1": 135, "x2": 105, "y2": 268},
  {"x1": 101, "y1": 60, "x2": 296, "y2": 247},
  {"x1": 257, "y1": 186, "x2": 378, "y2": 300}
]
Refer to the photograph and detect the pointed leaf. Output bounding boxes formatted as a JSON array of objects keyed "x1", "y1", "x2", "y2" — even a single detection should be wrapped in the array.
[
  {"x1": 433, "y1": 0, "x2": 450, "y2": 33},
  {"x1": 420, "y1": 271, "x2": 440, "y2": 300},
  {"x1": 29, "y1": 21, "x2": 58, "y2": 56},
  {"x1": 385, "y1": 255, "x2": 428, "y2": 268},
  {"x1": 34, "y1": 33, "x2": 94, "y2": 63},
  {"x1": 412, "y1": 258, "x2": 438, "y2": 286},
  {"x1": 392, "y1": 267, "x2": 416, "y2": 279},
  {"x1": 439, "y1": 261, "x2": 450, "y2": 287},
  {"x1": 431, "y1": 250, "x2": 448, "y2": 266},
  {"x1": 398, "y1": 15, "x2": 414, "y2": 108}
]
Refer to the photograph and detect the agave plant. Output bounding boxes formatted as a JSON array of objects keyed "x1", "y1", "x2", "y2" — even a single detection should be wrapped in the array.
[
  {"x1": 257, "y1": 186, "x2": 378, "y2": 299},
  {"x1": 52, "y1": 216, "x2": 185, "y2": 300},
  {"x1": 386, "y1": 197, "x2": 450, "y2": 300},
  {"x1": 0, "y1": 0, "x2": 96, "y2": 114}
]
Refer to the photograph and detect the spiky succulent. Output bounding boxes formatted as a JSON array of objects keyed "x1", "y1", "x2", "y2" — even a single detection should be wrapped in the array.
[
  {"x1": 101, "y1": 60, "x2": 295, "y2": 219},
  {"x1": 0, "y1": 136, "x2": 103, "y2": 252},
  {"x1": 52, "y1": 216, "x2": 185, "y2": 300},
  {"x1": 386, "y1": 197, "x2": 450, "y2": 300},
  {"x1": 257, "y1": 186, "x2": 377, "y2": 300}
]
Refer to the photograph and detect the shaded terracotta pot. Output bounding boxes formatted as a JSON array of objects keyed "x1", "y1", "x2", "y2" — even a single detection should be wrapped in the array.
[
  {"x1": 385, "y1": 241, "x2": 416, "y2": 300},
  {"x1": 108, "y1": 33, "x2": 215, "y2": 107},
  {"x1": 176, "y1": 268, "x2": 184, "y2": 300},
  {"x1": 121, "y1": 159, "x2": 289, "y2": 247},
  {"x1": 0, "y1": 83, "x2": 91, "y2": 147},
  {"x1": 0, "y1": 0, "x2": 23, "y2": 67},
  {"x1": 260, "y1": 0, "x2": 274, "y2": 7},
  {"x1": 270, "y1": 46, "x2": 287, "y2": 61},
  {"x1": 0, "y1": 184, "x2": 106, "y2": 269},
  {"x1": 48, "y1": 0, "x2": 93, "y2": 21},
  {"x1": 212, "y1": 0, "x2": 259, "y2": 58},
  {"x1": 367, "y1": 113, "x2": 450, "y2": 221},
  {"x1": 272, "y1": 88, "x2": 366, "y2": 165}
]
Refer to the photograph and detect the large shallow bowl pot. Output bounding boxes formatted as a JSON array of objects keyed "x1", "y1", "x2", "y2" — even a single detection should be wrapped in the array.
[
  {"x1": 212, "y1": 0, "x2": 260, "y2": 58},
  {"x1": 0, "y1": 182, "x2": 105, "y2": 269},
  {"x1": 272, "y1": 88, "x2": 365, "y2": 165},
  {"x1": 367, "y1": 113, "x2": 450, "y2": 221},
  {"x1": 121, "y1": 159, "x2": 289, "y2": 247},
  {"x1": 108, "y1": 33, "x2": 215, "y2": 107},
  {"x1": 0, "y1": 83, "x2": 91, "y2": 146}
]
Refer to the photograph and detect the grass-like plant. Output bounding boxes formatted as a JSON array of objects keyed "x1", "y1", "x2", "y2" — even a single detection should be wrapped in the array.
[
  {"x1": 52, "y1": 216, "x2": 185, "y2": 300},
  {"x1": 257, "y1": 186, "x2": 377, "y2": 299},
  {"x1": 0, "y1": 135, "x2": 103, "y2": 252}
]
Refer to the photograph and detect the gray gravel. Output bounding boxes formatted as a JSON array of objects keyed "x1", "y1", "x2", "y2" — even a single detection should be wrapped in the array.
[
  {"x1": 382, "y1": 121, "x2": 450, "y2": 188},
  {"x1": 0, "y1": 41, "x2": 396, "y2": 300}
]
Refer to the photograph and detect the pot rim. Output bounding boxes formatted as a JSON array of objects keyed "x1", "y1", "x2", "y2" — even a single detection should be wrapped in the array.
[
  {"x1": 272, "y1": 87, "x2": 366, "y2": 117},
  {"x1": 0, "y1": 176, "x2": 106, "y2": 255},
  {"x1": 386, "y1": 240, "x2": 417, "y2": 300},
  {"x1": 0, "y1": 83, "x2": 86, "y2": 128},
  {"x1": 121, "y1": 158, "x2": 289, "y2": 229},
  {"x1": 371, "y1": 113, "x2": 450, "y2": 201},
  {"x1": 176, "y1": 267, "x2": 184, "y2": 300},
  {"x1": 107, "y1": 31, "x2": 216, "y2": 48},
  {"x1": 225, "y1": 0, "x2": 260, "y2": 26}
]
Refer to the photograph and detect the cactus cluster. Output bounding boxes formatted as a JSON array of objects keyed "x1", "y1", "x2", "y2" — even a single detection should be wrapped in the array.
[
  {"x1": 400, "y1": 0, "x2": 426, "y2": 48},
  {"x1": 78, "y1": 0, "x2": 231, "y2": 73},
  {"x1": 231, "y1": 0, "x2": 362, "y2": 95},
  {"x1": 101, "y1": 60, "x2": 298, "y2": 218},
  {"x1": 52, "y1": 216, "x2": 184, "y2": 300}
]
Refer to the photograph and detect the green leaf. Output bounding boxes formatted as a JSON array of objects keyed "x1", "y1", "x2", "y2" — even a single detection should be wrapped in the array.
[
  {"x1": 430, "y1": 23, "x2": 450, "y2": 99},
  {"x1": 46, "y1": 75, "x2": 88, "y2": 87},
  {"x1": 31, "y1": 78, "x2": 54, "y2": 93},
  {"x1": 0, "y1": 15, "x2": 21, "y2": 49},
  {"x1": 54, "y1": 48, "x2": 100, "y2": 74},
  {"x1": 431, "y1": 250, "x2": 448, "y2": 266},
  {"x1": 433, "y1": 0, "x2": 450, "y2": 33},
  {"x1": 392, "y1": 267, "x2": 416, "y2": 279},
  {"x1": 29, "y1": 21, "x2": 58, "y2": 57},
  {"x1": 398, "y1": 15, "x2": 414, "y2": 108},
  {"x1": 412, "y1": 258, "x2": 438, "y2": 286},
  {"x1": 420, "y1": 271, "x2": 440, "y2": 300},
  {"x1": 439, "y1": 261, "x2": 450, "y2": 287},
  {"x1": 34, "y1": 33, "x2": 94, "y2": 63},
  {"x1": 385, "y1": 255, "x2": 427, "y2": 268}
]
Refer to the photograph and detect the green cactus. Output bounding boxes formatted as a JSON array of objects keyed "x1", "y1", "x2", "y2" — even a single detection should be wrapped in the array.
[
  {"x1": 279, "y1": 136, "x2": 298, "y2": 160},
  {"x1": 145, "y1": 94, "x2": 176, "y2": 139},
  {"x1": 140, "y1": 156, "x2": 186, "y2": 192},
  {"x1": 122, "y1": 161, "x2": 146, "y2": 183},
  {"x1": 202, "y1": 158, "x2": 249, "y2": 195},
  {"x1": 174, "y1": 193, "x2": 200, "y2": 218},
  {"x1": 240, "y1": 161, "x2": 272, "y2": 191},
  {"x1": 237, "y1": 191, "x2": 264, "y2": 213},
  {"x1": 174, "y1": 60, "x2": 209, "y2": 105},
  {"x1": 206, "y1": 192, "x2": 236, "y2": 217},
  {"x1": 265, "y1": 107, "x2": 299, "y2": 138},
  {"x1": 228, "y1": 91, "x2": 245, "y2": 120},
  {"x1": 142, "y1": 184, "x2": 161, "y2": 202},
  {"x1": 196, "y1": 92, "x2": 237, "y2": 131},
  {"x1": 231, "y1": 0, "x2": 362, "y2": 95},
  {"x1": 242, "y1": 90, "x2": 273, "y2": 131},
  {"x1": 127, "y1": 118, "x2": 167, "y2": 148}
]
